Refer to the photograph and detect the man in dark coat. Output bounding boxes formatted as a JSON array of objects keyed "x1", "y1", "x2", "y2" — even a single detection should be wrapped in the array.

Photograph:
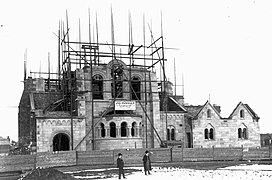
[
  {"x1": 117, "y1": 153, "x2": 126, "y2": 179},
  {"x1": 142, "y1": 150, "x2": 152, "y2": 175}
]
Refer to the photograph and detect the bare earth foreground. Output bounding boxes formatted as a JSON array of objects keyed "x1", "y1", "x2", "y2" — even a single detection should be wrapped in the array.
[{"x1": 13, "y1": 161, "x2": 272, "y2": 180}]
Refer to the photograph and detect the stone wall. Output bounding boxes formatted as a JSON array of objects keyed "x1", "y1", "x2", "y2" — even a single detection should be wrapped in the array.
[
  {"x1": 36, "y1": 118, "x2": 86, "y2": 152},
  {"x1": 192, "y1": 103, "x2": 260, "y2": 148},
  {"x1": 160, "y1": 113, "x2": 185, "y2": 142},
  {"x1": 95, "y1": 138, "x2": 143, "y2": 150},
  {"x1": 18, "y1": 77, "x2": 63, "y2": 146},
  {"x1": 74, "y1": 64, "x2": 160, "y2": 150}
]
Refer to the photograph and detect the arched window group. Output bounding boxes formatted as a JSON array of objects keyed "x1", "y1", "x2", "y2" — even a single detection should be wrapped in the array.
[
  {"x1": 98, "y1": 121, "x2": 141, "y2": 138},
  {"x1": 238, "y1": 127, "x2": 248, "y2": 139},
  {"x1": 204, "y1": 128, "x2": 214, "y2": 140},
  {"x1": 167, "y1": 126, "x2": 175, "y2": 141},
  {"x1": 92, "y1": 69, "x2": 143, "y2": 100}
]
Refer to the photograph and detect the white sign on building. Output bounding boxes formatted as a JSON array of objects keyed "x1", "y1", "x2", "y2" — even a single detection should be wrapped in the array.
[{"x1": 115, "y1": 101, "x2": 136, "y2": 110}]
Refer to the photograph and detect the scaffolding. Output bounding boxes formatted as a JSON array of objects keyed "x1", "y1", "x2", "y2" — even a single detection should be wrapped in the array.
[{"x1": 28, "y1": 10, "x2": 171, "y2": 150}]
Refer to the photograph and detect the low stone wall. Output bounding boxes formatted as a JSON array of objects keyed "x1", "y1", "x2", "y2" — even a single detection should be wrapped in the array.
[
  {"x1": 76, "y1": 150, "x2": 114, "y2": 166},
  {"x1": 0, "y1": 155, "x2": 35, "y2": 172},
  {"x1": 36, "y1": 151, "x2": 76, "y2": 168},
  {"x1": 1, "y1": 147, "x2": 272, "y2": 173},
  {"x1": 243, "y1": 147, "x2": 270, "y2": 160}
]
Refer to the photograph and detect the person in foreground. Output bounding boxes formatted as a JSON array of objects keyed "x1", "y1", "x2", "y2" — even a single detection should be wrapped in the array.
[
  {"x1": 117, "y1": 153, "x2": 126, "y2": 179},
  {"x1": 142, "y1": 150, "x2": 152, "y2": 175}
]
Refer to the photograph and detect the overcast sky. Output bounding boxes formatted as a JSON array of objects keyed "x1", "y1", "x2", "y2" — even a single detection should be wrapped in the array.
[{"x1": 0, "y1": 0, "x2": 271, "y2": 141}]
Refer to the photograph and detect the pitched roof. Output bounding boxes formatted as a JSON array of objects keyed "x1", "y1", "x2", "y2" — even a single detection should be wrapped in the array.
[
  {"x1": 159, "y1": 95, "x2": 187, "y2": 112},
  {"x1": 188, "y1": 100, "x2": 221, "y2": 120},
  {"x1": 244, "y1": 104, "x2": 259, "y2": 120},
  {"x1": 228, "y1": 102, "x2": 260, "y2": 120},
  {"x1": 184, "y1": 105, "x2": 203, "y2": 118}
]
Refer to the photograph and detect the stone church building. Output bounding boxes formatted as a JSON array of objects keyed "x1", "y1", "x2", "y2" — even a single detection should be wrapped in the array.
[
  {"x1": 17, "y1": 15, "x2": 260, "y2": 152},
  {"x1": 18, "y1": 58, "x2": 261, "y2": 152}
]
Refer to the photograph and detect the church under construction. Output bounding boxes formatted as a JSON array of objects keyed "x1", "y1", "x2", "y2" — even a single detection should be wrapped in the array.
[{"x1": 18, "y1": 12, "x2": 261, "y2": 152}]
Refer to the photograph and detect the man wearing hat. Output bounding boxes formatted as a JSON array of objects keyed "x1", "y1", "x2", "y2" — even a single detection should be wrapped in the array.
[
  {"x1": 117, "y1": 153, "x2": 126, "y2": 179},
  {"x1": 142, "y1": 150, "x2": 152, "y2": 175}
]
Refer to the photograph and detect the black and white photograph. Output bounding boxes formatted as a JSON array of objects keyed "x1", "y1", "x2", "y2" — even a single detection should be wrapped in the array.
[{"x1": 0, "y1": 0, "x2": 272, "y2": 179}]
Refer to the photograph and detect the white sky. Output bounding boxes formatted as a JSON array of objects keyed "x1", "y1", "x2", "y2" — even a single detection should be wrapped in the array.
[{"x1": 0, "y1": 0, "x2": 271, "y2": 141}]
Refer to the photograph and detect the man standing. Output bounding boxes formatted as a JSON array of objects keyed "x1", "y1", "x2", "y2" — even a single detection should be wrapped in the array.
[
  {"x1": 142, "y1": 150, "x2": 152, "y2": 175},
  {"x1": 117, "y1": 153, "x2": 126, "y2": 179}
]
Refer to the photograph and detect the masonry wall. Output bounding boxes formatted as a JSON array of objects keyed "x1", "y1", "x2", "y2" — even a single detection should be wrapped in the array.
[
  {"x1": 94, "y1": 116, "x2": 143, "y2": 150},
  {"x1": 192, "y1": 105, "x2": 260, "y2": 148},
  {"x1": 18, "y1": 78, "x2": 63, "y2": 146},
  {"x1": 160, "y1": 113, "x2": 186, "y2": 144},
  {"x1": 36, "y1": 118, "x2": 86, "y2": 152},
  {"x1": 75, "y1": 63, "x2": 160, "y2": 151},
  {"x1": 2, "y1": 147, "x2": 272, "y2": 173}
]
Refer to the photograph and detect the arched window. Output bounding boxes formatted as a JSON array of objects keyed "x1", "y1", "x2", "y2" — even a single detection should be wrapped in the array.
[
  {"x1": 238, "y1": 128, "x2": 242, "y2": 138},
  {"x1": 204, "y1": 128, "x2": 209, "y2": 139},
  {"x1": 121, "y1": 122, "x2": 127, "y2": 137},
  {"x1": 167, "y1": 126, "x2": 175, "y2": 141},
  {"x1": 111, "y1": 64, "x2": 123, "y2": 98},
  {"x1": 167, "y1": 128, "x2": 170, "y2": 140},
  {"x1": 240, "y1": 109, "x2": 245, "y2": 118},
  {"x1": 171, "y1": 128, "x2": 175, "y2": 140},
  {"x1": 209, "y1": 128, "x2": 214, "y2": 139},
  {"x1": 110, "y1": 122, "x2": 116, "y2": 137},
  {"x1": 100, "y1": 123, "x2": 105, "y2": 138},
  {"x1": 243, "y1": 128, "x2": 247, "y2": 139},
  {"x1": 93, "y1": 74, "x2": 103, "y2": 99},
  {"x1": 131, "y1": 76, "x2": 141, "y2": 100},
  {"x1": 131, "y1": 122, "x2": 137, "y2": 137},
  {"x1": 139, "y1": 122, "x2": 142, "y2": 137},
  {"x1": 207, "y1": 109, "x2": 211, "y2": 118}
]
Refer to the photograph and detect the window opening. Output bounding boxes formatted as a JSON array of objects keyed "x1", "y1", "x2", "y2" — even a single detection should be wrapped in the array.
[
  {"x1": 243, "y1": 128, "x2": 247, "y2": 139},
  {"x1": 100, "y1": 123, "x2": 105, "y2": 137},
  {"x1": 204, "y1": 128, "x2": 209, "y2": 139},
  {"x1": 167, "y1": 128, "x2": 170, "y2": 141},
  {"x1": 131, "y1": 77, "x2": 141, "y2": 100},
  {"x1": 111, "y1": 64, "x2": 123, "y2": 98},
  {"x1": 171, "y1": 128, "x2": 175, "y2": 140},
  {"x1": 131, "y1": 122, "x2": 136, "y2": 137},
  {"x1": 93, "y1": 74, "x2": 103, "y2": 99},
  {"x1": 207, "y1": 109, "x2": 211, "y2": 118},
  {"x1": 121, "y1": 122, "x2": 127, "y2": 137},
  {"x1": 240, "y1": 109, "x2": 245, "y2": 118},
  {"x1": 209, "y1": 128, "x2": 214, "y2": 139},
  {"x1": 238, "y1": 128, "x2": 242, "y2": 138},
  {"x1": 110, "y1": 122, "x2": 116, "y2": 137}
]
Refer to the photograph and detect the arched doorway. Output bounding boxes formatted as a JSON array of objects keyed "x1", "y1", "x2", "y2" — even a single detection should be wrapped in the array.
[{"x1": 53, "y1": 133, "x2": 70, "y2": 151}]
